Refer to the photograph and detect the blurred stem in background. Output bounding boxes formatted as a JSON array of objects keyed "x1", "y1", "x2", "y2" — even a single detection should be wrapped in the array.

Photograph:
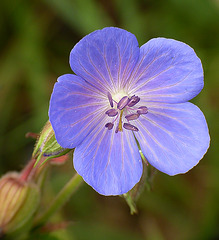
[{"x1": 34, "y1": 173, "x2": 83, "y2": 228}]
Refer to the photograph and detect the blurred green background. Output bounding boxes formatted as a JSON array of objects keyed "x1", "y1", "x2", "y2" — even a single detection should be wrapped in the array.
[{"x1": 0, "y1": 0, "x2": 218, "y2": 239}]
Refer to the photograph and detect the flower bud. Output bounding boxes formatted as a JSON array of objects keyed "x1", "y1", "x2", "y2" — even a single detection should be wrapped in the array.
[
  {"x1": 33, "y1": 121, "x2": 70, "y2": 166},
  {"x1": 0, "y1": 173, "x2": 40, "y2": 235}
]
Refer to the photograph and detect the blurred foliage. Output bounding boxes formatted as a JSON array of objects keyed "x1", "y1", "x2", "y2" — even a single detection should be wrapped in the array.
[{"x1": 0, "y1": 0, "x2": 219, "y2": 239}]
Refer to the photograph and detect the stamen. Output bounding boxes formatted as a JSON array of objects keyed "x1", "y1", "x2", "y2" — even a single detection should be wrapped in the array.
[
  {"x1": 137, "y1": 106, "x2": 148, "y2": 115},
  {"x1": 105, "y1": 122, "x2": 114, "y2": 130},
  {"x1": 125, "y1": 113, "x2": 139, "y2": 121},
  {"x1": 117, "y1": 96, "x2": 130, "y2": 110},
  {"x1": 123, "y1": 123, "x2": 139, "y2": 132},
  {"x1": 107, "y1": 92, "x2": 113, "y2": 108},
  {"x1": 128, "y1": 95, "x2": 140, "y2": 107},
  {"x1": 105, "y1": 109, "x2": 118, "y2": 117}
]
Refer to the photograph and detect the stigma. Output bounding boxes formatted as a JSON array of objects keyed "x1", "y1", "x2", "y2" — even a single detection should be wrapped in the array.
[{"x1": 105, "y1": 92, "x2": 148, "y2": 133}]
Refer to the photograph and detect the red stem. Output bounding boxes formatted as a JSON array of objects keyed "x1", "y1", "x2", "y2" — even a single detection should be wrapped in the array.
[{"x1": 19, "y1": 159, "x2": 36, "y2": 181}]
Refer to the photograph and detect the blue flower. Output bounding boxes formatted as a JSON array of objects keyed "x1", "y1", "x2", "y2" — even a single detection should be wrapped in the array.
[{"x1": 49, "y1": 27, "x2": 210, "y2": 196}]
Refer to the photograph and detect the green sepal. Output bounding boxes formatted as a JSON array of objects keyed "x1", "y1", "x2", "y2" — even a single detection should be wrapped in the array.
[
  {"x1": 6, "y1": 182, "x2": 40, "y2": 235},
  {"x1": 122, "y1": 162, "x2": 147, "y2": 214},
  {"x1": 38, "y1": 148, "x2": 71, "y2": 167},
  {"x1": 139, "y1": 149, "x2": 157, "y2": 191},
  {"x1": 123, "y1": 193, "x2": 137, "y2": 215},
  {"x1": 33, "y1": 121, "x2": 71, "y2": 167},
  {"x1": 122, "y1": 151, "x2": 157, "y2": 214}
]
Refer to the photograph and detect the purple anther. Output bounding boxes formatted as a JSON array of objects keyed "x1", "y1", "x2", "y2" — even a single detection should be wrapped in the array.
[
  {"x1": 105, "y1": 109, "x2": 118, "y2": 117},
  {"x1": 123, "y1": 123, "x2": 139, "y2": 132},
  {"x1": 115, "y1": 124, "x2": 119, "y2": 133},
  {"x1": 125, "y1": 113, "x2": 139, "y2": 121},
  {"x1": 107, "y1": 92, "x2": 113, "y2": 108},
  {"x1": 117, "y1": 96, "x2": 130, "y2": 110},
  {"x1": 105, "y1": 122, "x2": 114, "y2": 130},
  {"x1": 137, "y1": 106, "x2": 148, "y2": 115},
  {"x1": 128, "y1": 95, "x2": 140, "y2": 107}
]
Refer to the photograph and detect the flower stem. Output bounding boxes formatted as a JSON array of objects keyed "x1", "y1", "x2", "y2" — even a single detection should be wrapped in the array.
[{"x1": 34, "y1": 173, "x2": 83, "y2": 228}]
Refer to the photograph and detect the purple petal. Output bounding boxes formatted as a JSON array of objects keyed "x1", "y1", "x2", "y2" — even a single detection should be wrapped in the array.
[
  {"x1": 49, "y1": 74, "x2": 108, "y2": 148},
  {"x1": 134, "y1": 102, "x2": 210, "y2": 175},
  {"x1": 73, "y1": 125, "x2": 142, "y2": 195},
  {"x1": 127, "y1": 38, "x2": 204, "y2": 103},
  {"x1": 70, "y1": 27, "x2": 140, "y2": 93}
]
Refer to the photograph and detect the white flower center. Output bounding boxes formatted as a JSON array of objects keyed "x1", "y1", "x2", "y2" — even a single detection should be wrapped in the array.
[{"x1": 112, "y1": 91, "x2": 127, "y2": 103}]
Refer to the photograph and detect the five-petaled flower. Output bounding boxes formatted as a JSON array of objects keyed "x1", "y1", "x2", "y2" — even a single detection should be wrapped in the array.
[{"x1": 49, "y1": 27, "x2": 210, "y2": 195}]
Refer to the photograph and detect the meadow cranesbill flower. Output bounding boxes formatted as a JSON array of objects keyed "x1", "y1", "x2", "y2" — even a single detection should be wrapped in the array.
[{"x1": 49, "y1": 27, "x2": 210, "y2": 195}]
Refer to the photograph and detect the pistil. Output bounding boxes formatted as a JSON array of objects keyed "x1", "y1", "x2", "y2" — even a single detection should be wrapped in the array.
[{"x1": 118, "y1": 110, "x2": 124, "y2": 132}]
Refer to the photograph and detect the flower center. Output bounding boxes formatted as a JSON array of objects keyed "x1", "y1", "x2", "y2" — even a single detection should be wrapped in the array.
[
  {"x1": 105, "y1": 92, "x2": 148, "y2": 133},
  {"x1": 112, "y1": 91, "x2": 127, "y2": 103}
]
